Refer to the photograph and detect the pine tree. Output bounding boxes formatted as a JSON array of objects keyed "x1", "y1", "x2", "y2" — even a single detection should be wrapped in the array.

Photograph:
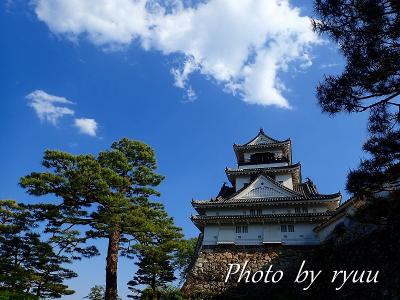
[
  {"x1": 84, "y1": 285, "x2": 122, "y2": 300},
  {"x1": 85, "y1": 285, "x2": 106, "y2": 300},
  {"x1": 20, "y1": 138, "x2": 178, "y2": 300},
  {"x1": 174, "y1": 237, "x2": 198, "y2": 283},
  {"x1": 313, "y1": 0, "x2": 400, "y2": 195},
  {"x1": 127, "y1": 208, "x2": 183, "y2": 300},
  {"x1": 0, "y1": 200, "x2": 76, "y2": 298}
]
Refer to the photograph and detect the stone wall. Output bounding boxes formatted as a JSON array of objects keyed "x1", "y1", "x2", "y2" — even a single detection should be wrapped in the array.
[
  {"x1": 182, "y1": 223, "x2": 400, "y2": 300},
  {"x1": 181, "y1": 245, "x2": 315, "y2": 297}
]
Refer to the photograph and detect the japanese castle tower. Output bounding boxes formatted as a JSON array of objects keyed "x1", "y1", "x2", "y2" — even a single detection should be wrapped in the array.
[{"x1": 191, "y1": 129, "x2": 341, "y2": 246}]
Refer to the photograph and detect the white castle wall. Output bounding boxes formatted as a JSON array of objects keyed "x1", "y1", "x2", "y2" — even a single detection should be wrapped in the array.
[
  {"x1": 241, "y1": 162, "x2": 288, "y2": 169},
  {"x1": 203, "y1": 223, "x2": 319, "y2": 246},
  {"x1": 236, "y1": 176, "x2": 250, "y2": 190},
  {"x1": 275, "y1": 174, "x2": 293, "y2": 189},
  {"x1": 205, "y1": 205, "x2": 329, "y2": 216}
]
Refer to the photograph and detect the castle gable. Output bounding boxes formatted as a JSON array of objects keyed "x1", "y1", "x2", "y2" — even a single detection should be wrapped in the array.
[
  {"x1": 232, "y1": 175, "x2": 299, "y2": 200},
  {"x1": 248, "y1": 134, "x2": 275, "y2": 145}
]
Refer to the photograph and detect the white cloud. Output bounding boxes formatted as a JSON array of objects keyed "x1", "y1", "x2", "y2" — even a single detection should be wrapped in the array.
[
  {"x1": 34, "y1": 0, "x2": 320, "y2": 108},
  {"x1": 26, "y1": 90, "x2": 75, "y2": 125},
  {"x1": 74, "y1": 118, "x2": 98, "y2": 136},
  {"x1": 35, "y1": 0, "x2": 151, "y2": 46},
  {"x1": 27, "y1": 90, "x2": 99, "y2": 137},
  {"x1": 320, "y1": 63, "x2": 339, "y2": 69},
  {"x1": 185, "y1": 86, "x2": 197, "y2": 102}
]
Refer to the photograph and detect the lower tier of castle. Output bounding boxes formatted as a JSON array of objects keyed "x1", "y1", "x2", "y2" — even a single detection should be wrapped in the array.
[{"x1": 203, "y1": 223, "x2": 321, "y2": 246}]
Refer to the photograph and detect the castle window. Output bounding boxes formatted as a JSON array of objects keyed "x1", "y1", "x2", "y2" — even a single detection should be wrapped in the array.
[
  {"x1": 236, "y1": 225, "x2": 248, "y2": 234},
  {"x1": 295, "y1": 207, "x2": 301, "y2": 213},
  {"x1": 281, "y1": 225, "x2": 287, "y2": 232},
  {"x1": 250, "y1": 152, "x2": 275, "y2": 164},
  {"x1": 288, "y1": 225, "x2": 295, "y2": 232},
  {"x1": 302, "y1": 207, "x2": 308, "y2": 213},
  {"x1": 251, "y1": 209, "x2": 262, "y2": 216}
]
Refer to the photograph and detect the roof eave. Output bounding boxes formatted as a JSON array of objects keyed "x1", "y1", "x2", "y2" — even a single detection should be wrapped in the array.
[
  {"x1": 191, "y1": 212, "x2": 333, "y2": 224},
  {"x1": 234, "y1": 139, "x2": 291, "y2": 150},
  {"x1": 192, "y1": 195, "x2": 341, "y2": 208}
]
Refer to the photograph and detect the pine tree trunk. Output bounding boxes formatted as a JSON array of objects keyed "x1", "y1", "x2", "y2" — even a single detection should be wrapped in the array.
[
  {"x1": 151, "y1": 275, "x2": 157, "y2": 300},
  {"x1": 105, "y1": 230, "x2": 120, "y2": 300},
  {"x1": 36, "y1": 284, "x2": 42, "y2": 298}
]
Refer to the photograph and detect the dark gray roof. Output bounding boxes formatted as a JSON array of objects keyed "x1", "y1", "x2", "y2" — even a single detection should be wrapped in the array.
[
  {"x1": 313, "y1": 196, "x2": 359, "y2": 232},
  {"x1": 294, "y1": 179, "x2": 319, "y2": 196},
  {"x1": 225, "y1": 163, "x2": 301, "y2": 186},
  {"x1": 191, "y1": 212, "x2": 334, "y2": 227},
  {"x1": 192, "y1": 175, "x2": 341, "y2": 208},
  {"x1": 192, "y1": 195, "x2": 340, "y2": 206},
  {"x1": 235, "y1": 128, "x2": 289, "y2": 146},
  {"x1": 225, "y1": 163, "x2": 300, "y2": 175},
  {"x1": 233, "y1": 140, "x2": 291, "y2": 151}
]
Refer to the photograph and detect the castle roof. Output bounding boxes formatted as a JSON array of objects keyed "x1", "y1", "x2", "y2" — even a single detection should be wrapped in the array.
[
  {"x1": 313, "y1": 196, "x2": 361, "y2": 232},
  {"x1": 233, "y1": 128, "x2": 292, "y2": 164},
  {"x1": 235, "y1": 128, "x2": 289, "y2": 146},
  {"x1": 225, "y1": 163, "x2": 301, "y2": 186},
  {"x1": 192, "y1": 175, "x2": 341, "y2": 211},
  {"x1": 191, "y1": 212, "x2": 334, "y2": 229}
]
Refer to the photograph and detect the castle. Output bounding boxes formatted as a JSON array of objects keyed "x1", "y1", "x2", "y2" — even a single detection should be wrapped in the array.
[{"x1": 191, "y1": 129, "x2": 342, "y2": 246}]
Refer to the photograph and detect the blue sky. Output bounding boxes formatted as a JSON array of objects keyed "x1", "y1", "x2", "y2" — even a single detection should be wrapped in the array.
[{"x1": 1, "y1": 1, "x2": 370, "y2": 299}]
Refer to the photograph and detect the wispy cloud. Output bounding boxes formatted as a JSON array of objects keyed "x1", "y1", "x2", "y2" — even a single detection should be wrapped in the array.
[
  {"x1": 26, "y1": 90, "x2": 98, "y2": 137},
  {"x1": 320, "y1": 63, "x2": 339, "y2": 69},
  {"x1": 26, "y1": 90, "x2": 74, "y2": 125},
  {"x1": 34, "y1": 0, "x2": 320, "y2": 108},
  {"x1": 74, "y1": 118, "x2": 98, "y2": 137}
]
